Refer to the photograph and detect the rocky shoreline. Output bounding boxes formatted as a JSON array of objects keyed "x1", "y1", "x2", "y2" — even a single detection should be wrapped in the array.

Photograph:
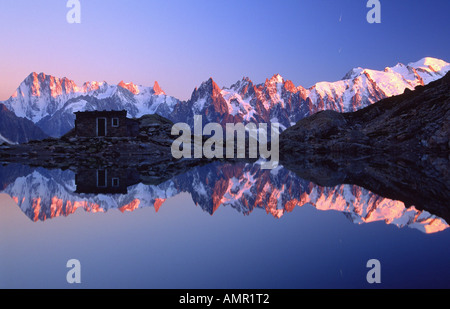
[{"x1": 0, "y1": 114, "x2": 210, "y2": 186}]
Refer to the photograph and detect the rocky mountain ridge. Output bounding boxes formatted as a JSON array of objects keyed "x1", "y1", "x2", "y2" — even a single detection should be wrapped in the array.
[{"x1": 2, "y1": 57, "x2": 448, "y2": 141}]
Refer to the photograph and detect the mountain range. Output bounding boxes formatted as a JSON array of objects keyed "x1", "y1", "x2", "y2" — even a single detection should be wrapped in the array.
[{"x1": 1, "y1": 57, "x2": 449, "y2": 142}]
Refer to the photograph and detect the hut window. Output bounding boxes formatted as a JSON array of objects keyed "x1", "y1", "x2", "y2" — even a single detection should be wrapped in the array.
[
  {"x1": 112, "y1": 178, "x2": 120, "y2": 187},
  {"x1": 112, "y1": 118, "x2": 119, "y2": 127}
]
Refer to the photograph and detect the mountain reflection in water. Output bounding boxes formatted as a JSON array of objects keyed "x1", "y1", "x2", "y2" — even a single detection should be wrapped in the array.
[{"x1": 0, "y1": 162, "x2": 447, "y2": 234}]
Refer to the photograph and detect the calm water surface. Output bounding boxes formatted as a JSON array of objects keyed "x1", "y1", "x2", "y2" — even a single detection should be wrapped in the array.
[{"x1": 0, "y1": 162, "x2": 449, "y2": 289}]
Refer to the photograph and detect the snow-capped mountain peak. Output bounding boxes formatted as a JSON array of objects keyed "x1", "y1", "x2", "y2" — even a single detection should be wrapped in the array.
[
  {"x1": 409, "y1": 57, "x2": 450, "y2": 72},
  {"x1": 152, "y1": 81, "x2": 165, "y2": 95},
  {"x1": 268, "y1": 73, "x2": 284, "y2": 84},
  {"x1": 118, "y1": 80, "x2": 140, "y2": 95},
  {"x1": 407, "y1": 57, "x2": 450, "y2": 83},
  {"x1": 342, "y1": 67, "x2": 365, "y2": 80},
  {"x1": 82, "y1": 81, "x2": 107, "y2": 93}
]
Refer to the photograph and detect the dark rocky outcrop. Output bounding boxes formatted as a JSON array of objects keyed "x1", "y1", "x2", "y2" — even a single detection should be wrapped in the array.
[{"x1": 280, "y1": 72, "x2": 450, "y2": 157}]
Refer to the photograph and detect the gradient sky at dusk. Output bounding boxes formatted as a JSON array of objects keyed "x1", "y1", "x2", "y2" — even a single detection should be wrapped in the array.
[{"x1": 0, "y1": 0, "x2": 449, "y2": 101}]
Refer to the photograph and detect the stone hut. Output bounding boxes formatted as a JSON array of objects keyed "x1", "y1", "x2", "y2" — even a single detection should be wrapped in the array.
[{"x1": 74, "y1": 110, "x2": 139, "y2": 138}]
